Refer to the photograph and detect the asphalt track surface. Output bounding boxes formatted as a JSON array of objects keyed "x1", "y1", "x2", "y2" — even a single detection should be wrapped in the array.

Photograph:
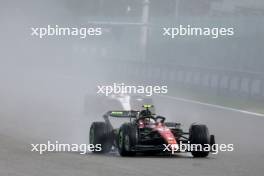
[{"x1": 1, "y1": 96, "x2": 264, "y2": 176}]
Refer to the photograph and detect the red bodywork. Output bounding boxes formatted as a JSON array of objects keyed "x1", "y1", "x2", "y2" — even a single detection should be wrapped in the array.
[
  {"x1": 138, "y1": 120, "x2": 177, "y2": 146},
  {"x1": 155, "y1": 123, "x2": 177, "y2": 145}
]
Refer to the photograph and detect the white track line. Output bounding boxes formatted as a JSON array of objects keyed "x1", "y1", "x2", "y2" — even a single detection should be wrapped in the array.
[{"x1": 158, "y1": 95, "x2": 264, "y2": 117}]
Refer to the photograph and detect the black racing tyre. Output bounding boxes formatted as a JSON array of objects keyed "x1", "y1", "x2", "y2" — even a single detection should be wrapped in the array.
[
  {"x1": 189, "y1": 124, "x2": 210, "y2": 158},
  {"x1": 89, "y1": 122, "x2": 113, "y2": 153},
  {"x1": 118, "y1": 124, "x2": 137, "y2": 156}
]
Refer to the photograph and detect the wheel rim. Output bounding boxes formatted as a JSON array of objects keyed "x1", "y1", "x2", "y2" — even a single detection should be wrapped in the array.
[
  {"x1": 119, "y1": 131, "x2": 123, "y2": 149},
  {"x1": 89, "y1": 126, "x2": 94, "y2": 144},
  {"x1": 124, "y1": 135, "x2": 130, "y2": 151}
]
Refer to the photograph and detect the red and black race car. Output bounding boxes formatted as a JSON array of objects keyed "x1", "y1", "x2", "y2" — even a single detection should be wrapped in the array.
[{"x1": 89, "y1": 105, "x2": 215, "y2": 157}]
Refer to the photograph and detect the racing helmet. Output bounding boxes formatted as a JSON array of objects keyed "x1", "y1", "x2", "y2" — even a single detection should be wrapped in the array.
[{"x1": 139, "y1": 109, "x2": 152, "y2": 118}]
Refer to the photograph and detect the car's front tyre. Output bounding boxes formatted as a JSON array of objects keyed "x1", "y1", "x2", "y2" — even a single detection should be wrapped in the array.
[
  {"x1": 118, "y1": 124, "x2": 137, "y2": 156},
  {"x1": 189, "y1": 124, "x2": 210, "y2": 158}
]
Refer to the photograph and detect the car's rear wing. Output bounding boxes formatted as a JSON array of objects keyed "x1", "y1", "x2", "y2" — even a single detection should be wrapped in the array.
[
  {"x1": 103, "y1": 111, "x2": 139, "y2": 128},
  {"x1": 106, "y1": 110, "x2": 139, "y2": 118}
]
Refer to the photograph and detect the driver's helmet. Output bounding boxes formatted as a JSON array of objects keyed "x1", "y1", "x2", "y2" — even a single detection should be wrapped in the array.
[
  {"x1": 139, "y1": 110, "x2": 151, "y2": 118},
  {"x1": 139, "y1": 110, "x2": 155, "y2": 124}
]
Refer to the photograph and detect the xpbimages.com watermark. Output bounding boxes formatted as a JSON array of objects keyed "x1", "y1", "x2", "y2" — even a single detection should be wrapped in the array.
[
  {"x1": 97, "y1": 83, "x2": 168, "y2": 96},
  {"x1": 163, "y1": 141, "x2": 234, "y2": 154},
  {"x1": 163, "y1": 25, "x2": 234, "y2": 39},
  {"x1": 30, "y1": 25, "x2": 102, "y2": 39},
  {"x1": 30, "y1": 141, "x2": 102, "y2": 154}
]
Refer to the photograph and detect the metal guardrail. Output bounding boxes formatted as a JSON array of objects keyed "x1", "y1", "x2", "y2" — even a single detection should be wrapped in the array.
[{"x1": 101, "y1": 60, "x2": 264, "y2": 100}]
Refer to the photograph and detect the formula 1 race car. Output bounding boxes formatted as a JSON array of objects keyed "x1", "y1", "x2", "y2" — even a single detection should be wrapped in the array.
[{"x1": 89, "y1": 105, "x2": 215, "y2": 157}]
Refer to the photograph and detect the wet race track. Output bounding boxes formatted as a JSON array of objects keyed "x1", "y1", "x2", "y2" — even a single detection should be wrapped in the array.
[{"x1": 1, "y1": 95, "x2": 264, "y2": 176}]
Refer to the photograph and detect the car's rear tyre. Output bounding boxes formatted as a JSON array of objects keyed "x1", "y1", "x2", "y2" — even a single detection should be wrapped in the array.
[
  {"x1": 189, "y1": 124, "x2": 210, "y2": 158},
  {"x1": 89, "y1": 122, "x2": 113, "y2": 153},
  {"x1": 118, "y1": 124, "x2": 137, "y2": 156}
]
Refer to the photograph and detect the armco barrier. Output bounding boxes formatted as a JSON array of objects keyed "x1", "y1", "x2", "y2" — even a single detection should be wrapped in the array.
[{"x1": 100, "y1": 60, "x2": 264, "y2": 100}]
